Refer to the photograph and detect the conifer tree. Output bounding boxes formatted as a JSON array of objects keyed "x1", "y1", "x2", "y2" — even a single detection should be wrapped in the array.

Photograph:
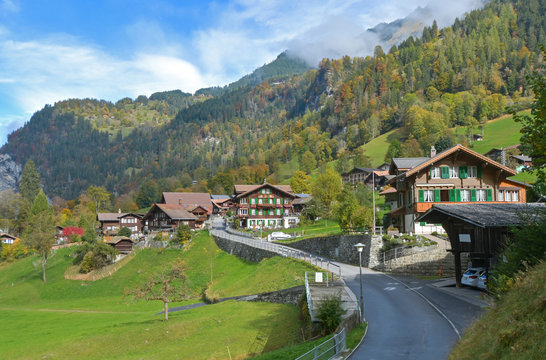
[{"x1": 19, "y1": 160, "x2": 41, "y2": 202}]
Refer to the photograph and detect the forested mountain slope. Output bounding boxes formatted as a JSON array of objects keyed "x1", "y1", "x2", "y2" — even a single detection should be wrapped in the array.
[{"x1": 1, "y1": 0, "x2": 544, "y2": 200}]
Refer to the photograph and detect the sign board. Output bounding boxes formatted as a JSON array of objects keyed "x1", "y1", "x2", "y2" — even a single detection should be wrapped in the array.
[
  {"x1": 315, "y1": 272, "x2": 323, "y2": 283},
  {"x1": 459, "y1": 234, "x2": 471, "y2": 243}
]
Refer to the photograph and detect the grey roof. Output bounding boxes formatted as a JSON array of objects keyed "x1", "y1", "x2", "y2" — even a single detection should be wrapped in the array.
[
  {"x1": 512, "y1": 155, "x2": 532, "y2": 162},
  {"x1": 295, "y1": 193, "x2": 311, "y2": 198},
  {"x1": 417, "y1": 203, "x2": 545, "y2": 228},
  {"x1": 392, "y1": 157, "x2": 429, "y2": 170},
  {"x1": 293, "y1": 196, "x2": 312, "y2": 205},
  {"x1": 97, "y1": 212, "x2": 127, "y2": 222},
  {"x1": 211, "y1": 194, "x2": 231, "y2": 200},
  {"x1": 341, "y1": 167, "x2": 374, "y2": 176}
]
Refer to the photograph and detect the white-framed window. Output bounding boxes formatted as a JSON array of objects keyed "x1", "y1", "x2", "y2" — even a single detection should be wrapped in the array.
[
  {"x1": 276, "y1": 198, "x2": 281, "y2": 204},
  {"x1": 240, "y1": 198, "x2": 248, "y2": 204},
  {"x1": 276, "y1": 209, "x2": 281, "y2": 215},
  {"x1": 258, "y1": 209, "x2": 263, "y2": 216},
  {"x1": 476, "y1": 189, "x2": 486, "y2": 201},
  {"x1": 250, "y1": 209, "x2": 256, "y2": 215},
  {"x1": 258, "y1": 198, "x2": 263, "y2": 204},
  {"x1": 498, "y1": 190, "x2": 504, "y2": 201},
  {"x1": 430, "y1": 167, "x2": 440, "y2": 179},
  {"x1": 450, "y1": 166, "x2": 459, "y2": 178},
  {"x1": 239, "y1": 208, "x2": 248, "y2": 215},
  {"x1": 461, "y1": 189, "x2": 470, "y2": 202},
  {"x1": 284, "y1": 209, "x2": 289, "y2": 215},
  {"x1": 423, "y1": 190, "x2": 434, "y2": 202},
  {"x1": 512, "y1": 191, "x2": 519, "y2": 202},
  {"x1": 468, "y1": 166, "x2": 477, "y2": 178}
]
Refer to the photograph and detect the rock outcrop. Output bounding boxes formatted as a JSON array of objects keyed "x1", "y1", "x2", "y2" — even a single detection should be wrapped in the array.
[{"x1": 0, "y1": 153, "x2": 21, "y2": 192}]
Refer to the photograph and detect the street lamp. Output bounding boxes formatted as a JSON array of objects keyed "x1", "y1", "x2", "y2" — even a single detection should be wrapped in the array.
[{"x1": 354, "y1": 242, "x2": 365, "y2": 322}]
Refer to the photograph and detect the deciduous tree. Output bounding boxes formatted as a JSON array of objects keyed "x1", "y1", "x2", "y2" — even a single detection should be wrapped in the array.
[{"x1": 290, "y1": 171, "x2": 311, "y2": 194}]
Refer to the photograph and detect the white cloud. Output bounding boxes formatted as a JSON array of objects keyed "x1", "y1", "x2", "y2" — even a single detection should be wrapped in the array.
[{"x1": 0, "y1": 0, "x2": 18, "y2": 14}]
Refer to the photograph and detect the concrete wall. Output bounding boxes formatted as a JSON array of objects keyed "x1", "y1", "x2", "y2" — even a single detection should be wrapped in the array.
[
  {"x1": 279, "y1": 234, "x2": 383, "y2": 268},
  {"x1": 213, "y1": 235, "x2": 278, "y2": 262}
]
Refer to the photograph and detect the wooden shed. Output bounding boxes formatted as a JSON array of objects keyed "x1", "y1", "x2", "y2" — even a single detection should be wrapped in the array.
[
  {"x1": 106, "y1": 236, "x2": 134, "y2": 254},
  {"x1": 417, "y1": 203, "x2": 545, "y2": 287}
]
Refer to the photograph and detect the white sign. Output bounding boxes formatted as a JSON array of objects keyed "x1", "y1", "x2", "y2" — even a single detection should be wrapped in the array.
[
  {"x1": 459, "y1": 234, "x2": 471, "y2": 243},
  {"x1": 315, "y1": 272, "x2": 323, "y2": 283}
]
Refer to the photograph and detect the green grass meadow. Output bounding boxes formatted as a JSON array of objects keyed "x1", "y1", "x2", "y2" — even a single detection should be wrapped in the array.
[{"x1": 0, "y1": 231, "x2": 318, "y2": 359}]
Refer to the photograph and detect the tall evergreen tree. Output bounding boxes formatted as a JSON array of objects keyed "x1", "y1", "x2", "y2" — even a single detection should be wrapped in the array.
[{"x1": 19, "y1": 159, "x2": 41, "y2": 202}]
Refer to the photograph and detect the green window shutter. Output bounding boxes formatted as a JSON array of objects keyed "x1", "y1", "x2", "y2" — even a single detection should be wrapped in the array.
[
  {"x1": 250, "y1": 198, "x2": 254, "y2": 205},
  {"x1": 460, "y1": 166, "x2": 467, "y2": 179},
  {"x1": 486, "y1": 189, "x2": 493, "y2": 201},
  {"x1": 441, "y1": 166, "x2": 449, "y2": 179},
  {"x1": 456, "y1": 189, "x2": 461, "y2": 202},
  {"x1": 418, "y1": 190, "x2": 424, "y2": 202},
  {"x1": 420, "y1": 222, "x2": 426, "y2": 226},
  {"x1": 477, "y1": 165, "x2": 482, "y2": 178},
  {"x1": 434, "y1": 189, "x2": 441, "y2": 202},
  {"x1": 470, "y1": 189, "x2": 476, "y2": 202},
  {"x1": 449, "y1": 189, "x2": 456, "y2": 202}
]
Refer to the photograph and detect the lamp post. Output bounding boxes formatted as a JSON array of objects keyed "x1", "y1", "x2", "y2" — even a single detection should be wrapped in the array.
[
  {"x1": 354, "y1": 242, "x2": 365, "y2": 322},
  {"x1": 372, "y1": 171, "x2": 376, "y2": 235}
]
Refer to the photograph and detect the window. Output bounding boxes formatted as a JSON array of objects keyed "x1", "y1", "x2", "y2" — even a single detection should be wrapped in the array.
[
  {"x1": 258, "y1": 210, "x2": 263, "y2": 215},
  {"x1": 511, "y1": 191, "x2": 519, "y2": 202},
  {"x1": 460, "y1": 189, "x2": 470, "y2": 202},
  {"x1": 468, "y1": 166, "x2": 477, "y2": 178},
  {"x1": 441, "y1": 166, "x2": 450, "y2": 179},
  {"x1": 240, "y1": 198, "x2": 248, "y2": 204},
  {"x1": 239, "y1": 208, "x2": 248, "y2": 215},
  {"x1": 250, "y1": 209, "x2": 256, "y2": 216},
  {"x1": 430, "y1": 167, "x2": 441, "y2": 179},
  {"x1": 476, "y1": 189, "x2": 486, "y2": 201},
  {"x1": 423, "y1": 190, "x2": 434, "y2": 202},
  {"x1": 276, "y1": 209, "x2": 281, "y2": 215},
  {"x1": 284, "y1": 209, "x2": 289, "y2": 215},
  {"x1": 250, "y1": 198, "x2": 255, "y2": 205},
  {"x1": 258, "y1": 198, "x2": 263, "y2": 204},
  {"x1": 450, "y1": 166, "x2": 459, "y2": 178},
  {"x1": 276, "y1": 198, "x2": 281, "y2": 204},
  {"x1": 498, "y1": 190, "x2": 504, "y2": 201}
]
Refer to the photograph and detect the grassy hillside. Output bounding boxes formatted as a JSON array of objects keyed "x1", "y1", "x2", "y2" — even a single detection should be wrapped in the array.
[
  {"x1": 0, "y1": 231, "x2": 318, "y2": 359},
  {"x1": 449, "y1": 261, "x2": 546, "y2": 360}
]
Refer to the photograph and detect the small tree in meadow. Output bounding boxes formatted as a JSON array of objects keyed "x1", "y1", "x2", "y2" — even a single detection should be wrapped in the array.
[{"x1": 125, "y1": 259, "x2": 192, "y2": 321}]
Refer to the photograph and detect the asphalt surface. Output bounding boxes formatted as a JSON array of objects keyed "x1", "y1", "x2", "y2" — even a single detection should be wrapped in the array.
[{"x1": 333, "y1": 263, "x2": 485, "y2": 360}]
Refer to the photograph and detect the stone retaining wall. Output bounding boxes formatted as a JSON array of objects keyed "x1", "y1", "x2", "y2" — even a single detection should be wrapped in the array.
[
  {"x1": 279, "y1": 234, "x2": 383, "y2": 268},
  {"x1": 213, "y1": 235, "x2": 277, "y2": 262},
  {"x1": 237, "y1": 285, "x2": 305, "y2": 306}
]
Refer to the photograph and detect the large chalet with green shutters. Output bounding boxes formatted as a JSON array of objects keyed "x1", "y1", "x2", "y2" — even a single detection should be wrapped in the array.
[
  {"x1": 233, "y1": 183, "x2": 299, "y2": 229},
  {"x1": 384, "y1": 144, "x2": 530, "y2": 234}
]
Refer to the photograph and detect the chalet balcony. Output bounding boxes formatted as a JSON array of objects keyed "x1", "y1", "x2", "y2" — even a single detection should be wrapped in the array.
[{"x1": 256, "y1": 202, "x2": 277, "y2": 207}]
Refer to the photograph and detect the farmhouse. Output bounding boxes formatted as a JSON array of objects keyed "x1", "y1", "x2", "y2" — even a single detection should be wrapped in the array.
[
  {"x1": 143, "y1": 203, "x2": 198, "y2": 231},
  {"x1": 383, "y1": 144, "x2": 530, "y2": 234},
  {"x1": 0, "y1": 233, "x2": 17, "y2": 245},
  {"x1": 233, "y1": 182, "x2": 298, "y2": 229},
  {"x1": 97, "y1": 211, "x2": 144, "y2": 236},
  {"x1": 106, "y1": 236, "x2": 134, "y2": 254},
  {"x1": 161, "y1": 192, "x2": 213, "y2": 216}
]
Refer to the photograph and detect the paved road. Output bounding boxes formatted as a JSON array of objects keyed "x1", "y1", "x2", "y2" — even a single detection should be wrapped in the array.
[{"x1": 210, "y1": 219, "x2": 485, "y2": 359}]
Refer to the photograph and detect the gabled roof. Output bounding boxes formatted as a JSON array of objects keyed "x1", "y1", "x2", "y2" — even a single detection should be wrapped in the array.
[
  {"x1": 483, "y1": 144, "x2": 520, "y2": 156},
  {"x1": 211, "y1": 194, "x2": 231, "y2": 200},
  {"x1": 118, "y1": 212, "x2": 143, "y2": 219},
  {"x1": 511, "y1": 155, "x2": 532, "y2": 162},
  {"x1": 161, "y1": 192, "x2": 213, "y2": 214},
  {"x1": 417, "y1": 203, "x2": 545, "y2": 228},
  {"x1": 341, "y1": 167, "x2": 375, "y2": 177},
  {"x1": 147, "y1": 204, "x2": 197, "y2": 220},
  {"x1": 105, "y1": 236, "x2": 133, "y2": 244},
  {"x1": 372, "y1": 170, "x2": 389, "y2": 177},
  {"x1": 379, "y1": 187, "x2": 397, "y2": 195},
  {"x1": 0, "y1": 233, "x2": 17, "y2": 240},
  {"x1": 97, "y1": 212, "x2": 127, "y2": 222},
  {"x1": 234, "y1": 184, "x2": 293, "y2": 195},
  {"x1": 234, "y1": 183, "x2": 295, "y2": 199},
  {"x1": 397, "y1": 145, "x2": 517, "y2": 182},
  {"x1": 390, "y1": 157, "x2": 430, "y2": 173}
]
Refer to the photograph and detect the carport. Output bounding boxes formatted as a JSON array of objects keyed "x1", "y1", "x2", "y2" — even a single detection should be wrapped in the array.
[{"x1": 417, "y1": 203, "x2": 545, "y2": 287}]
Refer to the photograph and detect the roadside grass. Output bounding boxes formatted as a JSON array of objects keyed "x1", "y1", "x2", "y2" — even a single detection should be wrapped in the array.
[
  {"x1": 449, "y1": 261, "x2": 546, "y2": 360},
  {"x1": 0, "y1": 230, "x2": 317, "y2": 359},
  {"x1": 274, "y1": 219, "x2": 342, "y2": 242}
]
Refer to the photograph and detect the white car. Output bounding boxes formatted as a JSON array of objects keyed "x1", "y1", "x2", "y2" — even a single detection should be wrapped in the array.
[
  {"x1": 270, "y1": 232, "x2": 291, "y2": 240},
  {"x1": 461, "y1": 267, "x2": 486, "y2": 288}
]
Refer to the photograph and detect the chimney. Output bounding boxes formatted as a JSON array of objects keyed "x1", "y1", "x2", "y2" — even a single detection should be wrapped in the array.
[
  {"x1": 118, "y1": 208, "x2": 121, "y2": 213},
  {"x1": 430, "y1": 146, "x2": 437, "y2": 158}
]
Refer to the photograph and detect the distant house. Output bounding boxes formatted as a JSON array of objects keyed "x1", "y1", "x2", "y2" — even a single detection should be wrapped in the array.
[
  {"x1": 188, "y1": 205, "x2": 208, "y2": 229},
  {"x1": 293, "y1": 194, "x2": 312, "y2": 213},
  {"x1": 106, "y1": 236, "x2": 134, "y2": 254},
  {"x1": 212, "y1": 197, "x2": 234, "y2": 216},
  {"x1": 379, "y1": 187, "x2": 397, "y2": 209},
  {"x1": 97, "y1": 211, "x2": 143, "y2": 236},
  {"x1": 341, "y1": 167, "x2": 375, "y2": 186},
  {"x1": 483, "y1": 145, "x2": 520, "y2": 165},
  {"x1": 117, "y1": 213, "x2": 144, "y2": 235},
  {"x1": 0, "y1": 233, "x2": 17, "y2": 245},
  {"x1": 143, "y1": 203, "x2": 198, "y2": 231},
  {"x1": 472, "y1": 134, "x2": 483, "y2": 141},
  {"x1": 232, "y1": 183, "x2": 298, "y2": 229},
  {"x1": 161, "y1": 192, "x2": 213, "y2": 216},
  {"x1": 511, "y1": 155, "x2": 532, "y2": 172},
  {"x1": 383, "y1": 144, "x2": 530, "y2": 234}
]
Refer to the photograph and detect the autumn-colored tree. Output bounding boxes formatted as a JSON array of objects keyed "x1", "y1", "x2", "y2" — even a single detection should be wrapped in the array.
[
  {"x1": 290, "y1": 171, "x2": 311, "y2": 194},
  {"x1": 311, "y1": 167, "x2": 342, "y2": 216},
  {"x1": 125, "y1": 259, "x2": 192, "y2": 321},
  {"x1": 87, "y1": 185, "x2": 111, "y2": 214},
  {"x1": 301, "y1": 151, "x2": 317, "y2": 174}
]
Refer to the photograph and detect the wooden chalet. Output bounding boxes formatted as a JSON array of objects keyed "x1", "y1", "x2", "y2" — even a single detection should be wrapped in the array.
[
  {"x1": 233, "y1": 183, "x2": 298, "y2": 229},
  {"x1": 97, "y1": 212, "x2": 143, "y2": 236},
  {"x1": 0, "y1": 233, "x2": 17, "y2": 245},
  {"x1": 383, "y1": 144, "x2": 531, "y2": 234},
  {"x1": 143, "y1": 203, "x2": 198, "y2": 231},
  {"x1": 211, "y1": 196, "x2": 234, "y2": 216},
  {"x1": 161, "y1": 192, "x2": 213, "y2": 216},
  {"x1": 418, "y1": 203, "x2": 545, "y2": 287},
  {"x1": 106, "y1": 236, "x2": 134, "y2": 254},
  {"x1": 188, "y1": 205, "x2": 208, "y2": 229},
  {"x1": 117, "y1": 213, "x2": 144, "y2": 235}
]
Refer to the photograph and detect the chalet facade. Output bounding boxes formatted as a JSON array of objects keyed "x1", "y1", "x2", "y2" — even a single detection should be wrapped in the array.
[
  {"x1": 383, "y1": 144, "x2": 530, "y2": 234},
  {"x1": 1, "y1": 233, "x2": 17, "y2": 245},
  {"x1": 341, "y1": 167, "x2": 374, "y2": 186},
  {"x1": 97, "y1": 212, "x2": 143, "y2": 236},
  {"x1": 106, "y1": 236, "x2": 134, "y2": 254},
  {"x1": 233, "y1": 183, "x2": 298, "y2": 229},
  {"x1": 143, "y1": 204, "x2": 197, "y2": 231},
  {"x1": 161, "y1": 192, "x2": 213, "y2": 216}
]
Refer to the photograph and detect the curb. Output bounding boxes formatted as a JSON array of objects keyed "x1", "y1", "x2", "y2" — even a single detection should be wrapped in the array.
[{"x1": 344, "y1": 321, "x2": 369, "y2": 359}]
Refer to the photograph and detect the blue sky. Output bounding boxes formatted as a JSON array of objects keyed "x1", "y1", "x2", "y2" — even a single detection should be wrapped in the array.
[{"x1": 0, "y1": 0, "x2": 484, "y2": 145}]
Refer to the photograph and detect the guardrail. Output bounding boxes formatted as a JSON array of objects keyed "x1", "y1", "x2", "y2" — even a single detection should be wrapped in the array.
[
  {"x1": 304, "y1": 272, "x2": 316, "y2": 322},
  {"x1": 380, "y1": 243, "x2": 441, "y2": 263},
  {"x1": 295, "y1": 327, "x2": 346, "y2": 360}
]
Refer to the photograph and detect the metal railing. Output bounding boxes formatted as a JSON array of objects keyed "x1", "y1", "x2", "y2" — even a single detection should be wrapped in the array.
[
  {"x1": 305, "y1": 272, "x2": 316, "y2": 322},
  {"x1": 295, "y1": 328, "x2": 346, "y2": 360},
  {"x1": 380, "y1": 243, "x2": 442, "y2": 263}
]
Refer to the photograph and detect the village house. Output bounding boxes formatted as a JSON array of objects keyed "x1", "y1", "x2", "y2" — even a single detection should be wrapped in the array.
[
  {"x1": 233, "y1": 183, "x2": 299, "y2": 229},
  {"x1": 105, "y1": 236, "x2": 134, "y2": 254},
  {"x1": 97, "y1": 211, "x2": 143, "y2": 236},
  {"x1": 383, "y1": 144, "x2": 530, "y2": 234},
  {"x1": 143, "y1": 203, "x2": 198, "y2": 231},
  {"x1": 0, "y1": 233, "x2": 17, "y2": 245},
  {"x1": 161, "y1": 192, "x2": 213, "y2": 216}
]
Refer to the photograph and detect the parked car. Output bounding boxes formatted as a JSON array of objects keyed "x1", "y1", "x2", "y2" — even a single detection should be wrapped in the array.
[
  {"x1": 270, "y1": 232, "x2": 291, "y2": 240},
  {"x1": 477, "y1": 271, "x2": 488, "y2": 290},
  {"x1": 461, "y1": 267, "x2": 486, "y2": 287}
]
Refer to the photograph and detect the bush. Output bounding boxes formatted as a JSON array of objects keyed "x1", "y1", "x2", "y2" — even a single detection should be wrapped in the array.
[
  {"x1": 317, "y1": 294, "x2": 346, "y2": 334},
  {"x1": 73, "y1": 242, "x2": 118, "y2": 273},
  {"x1": 117, "y1": 227, "x2": 132, "y2": 237},
  {"x1": 233, "y1": 217, "x2": 241, "y2": 229}
]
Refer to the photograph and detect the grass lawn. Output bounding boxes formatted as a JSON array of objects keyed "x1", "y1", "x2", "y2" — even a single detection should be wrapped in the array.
[
  {"x1": 360, "y1": 128, "x2": 403, "y2": 166},
  {"x1": 0, "y1": 230, "x2": 318, "y2": 359}
]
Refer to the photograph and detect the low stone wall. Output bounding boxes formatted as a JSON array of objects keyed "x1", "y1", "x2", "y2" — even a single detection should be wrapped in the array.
[
  {"x1": 213, "y1": 235, "x2": 277, "y2": 262},
  {"x1": 279, "y1": 234, "x2": 383, "y2": 268},
  {"x1": 237, "y1": 285, "x2": 305, "y2": 306},
  {"x1": 373, "y1": 246, "x2": 469, "y2": 277}
]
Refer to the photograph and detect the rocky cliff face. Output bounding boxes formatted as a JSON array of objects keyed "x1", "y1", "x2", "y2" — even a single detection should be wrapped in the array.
[{"x1": 0, "y1": 153, "x2": 21, "y2": 192}]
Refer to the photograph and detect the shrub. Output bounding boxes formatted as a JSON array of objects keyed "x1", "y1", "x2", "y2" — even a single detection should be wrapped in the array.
[
  {"x1": 117, "y1": 227, "x2": 132, "y2": 237},
  {"x1": 317, "y1": 294, "x2": 346, "y2": 334},
  {"x1": 73, "y1": 242, "x2": 118, "y2": 273}
]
